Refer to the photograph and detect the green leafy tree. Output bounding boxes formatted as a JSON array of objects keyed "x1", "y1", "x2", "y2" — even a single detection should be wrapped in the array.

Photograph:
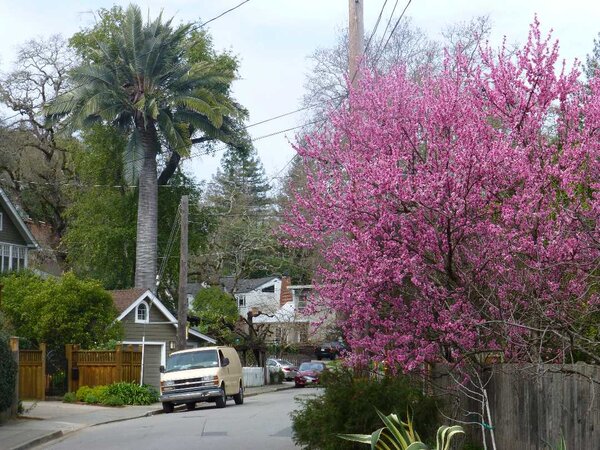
[
  {"x1": 0, "y1": 271, "x2": 122, "y2": 352},
  {"x1": 63, "y1": 125, "x2": 136, "y2": 288},
  {"x1": 191, "y1": 286, "x2": 239, "y2": 344},
  {"x1": 194, "y1": 148, "x2": 276, "y2": 284},
  {"x1": 49, "y1": 4, "x2": 247, "y2": 289}
]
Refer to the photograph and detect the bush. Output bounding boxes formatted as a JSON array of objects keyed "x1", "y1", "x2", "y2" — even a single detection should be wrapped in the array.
[
  {"x1": 0, "y1": 332, "x2": 17, "y2": 412},
  {"x1": 291, "y1": 368, "x2": 440, "y2": 450},
  {"x1": 74, "y1": 382, "x2": 158, "y2": 406},
  {"x1": 63, "y1": 392, "x2": 77, "y2": 403},
  {"x1": 102, "y1": 382, "x2": 158, "y2": 405},
  {"x1": 269, "y1": 369, "x2": 285, "y2": 384},
  {"x1": 75, "y1": 385, "x2": 92, "y2": 402}
]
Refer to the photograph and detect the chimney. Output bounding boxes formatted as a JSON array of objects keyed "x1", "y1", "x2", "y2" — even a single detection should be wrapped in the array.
[{"x1": 280, "y1": 276, "x2": 292, "y2": 306}]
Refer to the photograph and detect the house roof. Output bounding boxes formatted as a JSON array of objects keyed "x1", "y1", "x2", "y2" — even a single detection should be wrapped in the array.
[
  {"x1": 220, "y1": 276, "x2": 279, "y2": 294},
  {"x1": 0, "y1": 187, "x2": 39, "y2": 248},
  {"x1": 109, "y1": 288, "x2": 216, "y2": 344},
  {"x1": 111, "y1": 288, "x2": 148, "y2": 314},
  {"x1": 253, "y1": 301, "x2": 309, "y2": 324}
]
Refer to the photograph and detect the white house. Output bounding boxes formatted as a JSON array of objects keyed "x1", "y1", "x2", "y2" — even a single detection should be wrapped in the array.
[
  {"x1": 220, "y1": 276, "x2": 285, "y2": 317},
  {"x1": 253, "y1": 284, "x2": 334, "y2": 345}
]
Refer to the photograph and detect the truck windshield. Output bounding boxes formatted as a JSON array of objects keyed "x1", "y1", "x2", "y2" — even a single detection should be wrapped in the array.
[{"x1": 165, "y1": 350, "x2": 219, "y2": 372}]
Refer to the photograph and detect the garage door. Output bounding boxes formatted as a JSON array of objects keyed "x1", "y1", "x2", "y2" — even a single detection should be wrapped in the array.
[{"x1": 142, "y1": 345, "x2": 162, "y2": 390}]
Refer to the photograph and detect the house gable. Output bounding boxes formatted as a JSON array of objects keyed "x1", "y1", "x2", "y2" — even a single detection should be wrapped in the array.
[
  {"x1": 0, "y1": 188, "x2": 38, "y2": 248},
  {"x1": 112, "y1": 289, "x2": 216, "y2": 344}
]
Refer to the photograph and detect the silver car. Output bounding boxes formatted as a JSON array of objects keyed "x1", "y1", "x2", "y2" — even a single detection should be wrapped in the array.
[{"x1": 266, "y1": 358, "x2": 298, "y2": 381}]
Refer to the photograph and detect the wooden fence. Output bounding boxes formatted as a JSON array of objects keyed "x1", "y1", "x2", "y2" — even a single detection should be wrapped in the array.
[
  {"x1": 18, "y1": 344, "x2": 45, "y2": 401},
  {"x1": 432, "y1": 363, "x2": 600, "y2": 450},
  {"x1": 66, "y1": 344, "x2": 142, "y2": 393}
]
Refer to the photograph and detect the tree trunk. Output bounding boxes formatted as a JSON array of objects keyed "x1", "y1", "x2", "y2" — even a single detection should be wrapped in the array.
[{"x1": 134, "y1": 124, "x2": 159, "y2": 290}]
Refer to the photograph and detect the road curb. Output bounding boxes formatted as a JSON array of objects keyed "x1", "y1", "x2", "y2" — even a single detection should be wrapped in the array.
[
  {"x1": 244, "y1": 385, "x2": 295, "y2": 398},
  {"x1": 10, "y1": 430, "x2": 63, "y2": 450}
]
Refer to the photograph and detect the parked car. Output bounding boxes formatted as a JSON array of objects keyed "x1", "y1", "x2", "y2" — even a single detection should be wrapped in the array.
[
  {"x1": 266, "y1": 358, "x2": 298, "y2": 381},
  {"x1": 314, "y1": 341, "x2": 347, "y2": 360},
  {"x1": 294, "y1": 361, "x2": 327, "y2": 387}
]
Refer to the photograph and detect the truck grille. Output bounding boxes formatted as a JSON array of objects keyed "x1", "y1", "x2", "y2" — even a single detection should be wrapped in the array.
[{"x1": 162, "y1": 377, "x2": 218, "y2": 393}]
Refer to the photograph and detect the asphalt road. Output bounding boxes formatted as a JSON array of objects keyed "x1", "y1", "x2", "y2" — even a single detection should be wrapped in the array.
[{"x1": 40, "y1": 388, "x2": 320, "y2": 450}]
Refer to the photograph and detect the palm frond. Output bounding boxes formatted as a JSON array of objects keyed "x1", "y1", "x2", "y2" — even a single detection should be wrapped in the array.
[
  {"x1": 174, "y1": 95, "x2": 222, "y2": 127},
  {"x1": 70, "y1": 65, "x2": 117, "y2": 87},
  {"x1": 157, "y1": 110, "x2": 191, "y2": 155}
]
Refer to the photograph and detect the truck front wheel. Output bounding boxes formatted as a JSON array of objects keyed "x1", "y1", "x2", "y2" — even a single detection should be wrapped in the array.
[
  {"x1": 215, "y1": 385, "x2": 227, "y2": 408},
  {"x1": 233, "y1": 383, "x2": 244, "y2": 405},
  {"x1": 162, "y1": 402, "x2": 174, "y2": 413}
]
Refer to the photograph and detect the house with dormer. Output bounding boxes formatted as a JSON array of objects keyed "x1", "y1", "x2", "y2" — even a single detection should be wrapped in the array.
[
  {"x1": 0, "y1": 187, "x2": 38, "y2": 272},
  {"x1": 219, "y1": 276, "x2": 285, "y2": 317},
  {"x1": 110, "y1": 288, "x2": 215, "y2": 389}
]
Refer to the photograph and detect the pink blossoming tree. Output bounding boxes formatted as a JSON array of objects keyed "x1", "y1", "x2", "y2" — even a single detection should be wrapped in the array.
[{"x1": 284, "y1": 19, "x2": 600, "y2": 374}]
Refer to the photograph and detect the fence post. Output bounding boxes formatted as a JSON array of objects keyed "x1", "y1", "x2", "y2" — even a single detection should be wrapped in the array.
[
  {"x1": 40, "y1": 343, "x2": 46, "y2": 401},
  {"x1": 115, "y1": 344, "x2": 122, "y2": 381},
  {"x1": 65, "y1": 344, "x2": 73, "y2": 393},
  {"x1": 9, "y1": 337, "x2": 19, "y2": 417}
]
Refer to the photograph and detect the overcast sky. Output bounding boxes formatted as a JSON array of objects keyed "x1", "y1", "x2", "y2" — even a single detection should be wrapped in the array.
[{"x1": 1, "y1": 1, "x2": 599, "y2": 189}]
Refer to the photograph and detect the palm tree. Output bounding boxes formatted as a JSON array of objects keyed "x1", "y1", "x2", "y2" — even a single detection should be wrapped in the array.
[{"x1": 48, "y1": 5, "x2": 246, "y2": 289}]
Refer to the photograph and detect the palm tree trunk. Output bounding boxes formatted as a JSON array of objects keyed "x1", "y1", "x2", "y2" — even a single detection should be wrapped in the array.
[{"x1": 134, "y1": 123, "x2": 159, "y2": 290}]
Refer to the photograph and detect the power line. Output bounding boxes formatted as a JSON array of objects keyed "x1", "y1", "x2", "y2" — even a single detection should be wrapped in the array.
[
  {"x1": 158, "y1": 205, "x2": 181, "y2": 283},
  {"x1": 374, "y1": 0, "x2": 400, "y2": 61},
  {"x1": 368, "y1": 0, "x2": 390, "y2": 53},
  {"x1": 374, "y1": 0, "x2": 413, "y2": 67},
  {"x1": 199, "y1": 1, "x2": 251, "y2": 28}
]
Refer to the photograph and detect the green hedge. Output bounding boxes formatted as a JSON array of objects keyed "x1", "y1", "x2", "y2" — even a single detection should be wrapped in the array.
[
  {"x1": 292, "y1": 368, "x2": 440, "y2": 450},
  {"x1": 69, "y1": 382, "x2": 158, "y2": 406},
  {"x1": 0, "y1": 333, "x2": 17, "y2": 412}
]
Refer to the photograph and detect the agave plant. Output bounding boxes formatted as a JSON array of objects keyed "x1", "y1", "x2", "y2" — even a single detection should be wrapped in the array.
[{"x1": 338, "y1": 409, "x2": 464, "y2": 450}]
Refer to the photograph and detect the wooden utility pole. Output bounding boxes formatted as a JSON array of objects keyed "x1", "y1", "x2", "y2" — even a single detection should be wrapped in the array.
[
  {"x1": 176, "y1": 195, "x2": 189, "y2": 351},
  {"x1": 348, "y1": 0, "x2": 365, "y2": 88}
]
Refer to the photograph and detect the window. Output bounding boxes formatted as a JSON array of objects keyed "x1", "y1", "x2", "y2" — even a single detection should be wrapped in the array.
[
  {"x1": 135, "y1": 301, "x2": 149, "y2": 323},
  {"x1": 1, "y1": 244, "x2": 8, "y2": 272},
  {"x1": 237, "y1": 295, "x2": 246, "y2": 307},
  {"x1": 262, "y1": 285, "x2": 275, "y2": 293},
  {"x1": 298, "y1": 290, "x2": 309, "y2": 310}
]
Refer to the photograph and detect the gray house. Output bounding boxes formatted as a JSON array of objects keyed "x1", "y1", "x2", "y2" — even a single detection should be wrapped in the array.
[
  {"x1": 0, "y1": 187, "x2": 38, "y2": 272},
  {"x1": 111, "y1": 288, "x2": 215, "y2": 389}
]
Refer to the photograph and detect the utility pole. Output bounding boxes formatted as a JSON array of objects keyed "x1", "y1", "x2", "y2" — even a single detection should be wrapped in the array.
[
  {"x1": 176, "y1": 195, "x2": 189, "y2": 351},
  {"x1": 348, "y1": 0, "x2": 365, "y2": 88}
]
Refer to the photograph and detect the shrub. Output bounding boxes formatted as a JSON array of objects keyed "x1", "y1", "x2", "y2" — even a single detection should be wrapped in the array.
[
  {"x1": 0, "y1": 332, "x2": 17, "y2": 412},
  {"x1": 103, "y1": 382, "x2": 158, "y2": 405},
  {"x1": 63, "y1": 392, "x2": 77, "y2": 403},
  {"x1": 269, "y1": 369, "x2": 285, "y2": 385},
  {"x1": 292, "y1": 368, "x2": 440, "y2": 450},
  {"x1": 75, "y1": 385, "x2": 93, "y2": 402},
  {"x1": 102, "y1": 395, "x2": 125, "y2": 407},
  {"x1": 75, "y1": 382, "x2": 158, "y2": 406}
]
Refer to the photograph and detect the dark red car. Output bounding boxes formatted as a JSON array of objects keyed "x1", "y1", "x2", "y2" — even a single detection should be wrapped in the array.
[{"x1": 294, "y1": 361, "x2": 327, "y2": 387}]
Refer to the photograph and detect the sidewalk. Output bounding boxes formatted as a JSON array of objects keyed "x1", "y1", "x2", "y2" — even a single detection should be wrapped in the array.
[{"x1": 0, "y1": 383, "x2": 294, "y2": 450}]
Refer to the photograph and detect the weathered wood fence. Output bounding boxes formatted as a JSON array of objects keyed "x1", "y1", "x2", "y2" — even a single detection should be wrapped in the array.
[
  {"x1": 433, "y1": 363, "x2": 600, "y2": 450},
  {"x1": 66, "y1": 344, "x2": 142, "y2": 393},
  {"x1": 18, "y1": 343, "x2": 45, "y2": 401}
]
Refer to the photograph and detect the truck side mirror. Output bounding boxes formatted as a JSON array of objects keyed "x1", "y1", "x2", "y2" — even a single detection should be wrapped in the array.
[
  {"x1": 159, "y1": 365, "x2": 165, "y2": 373},
  {"x1": 222, "y1": 357, "x2": 230, "y2": 367}
]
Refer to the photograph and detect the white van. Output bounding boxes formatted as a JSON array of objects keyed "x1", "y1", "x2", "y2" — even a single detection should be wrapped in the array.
[{"x1": 159, "y1": 346, "x2": 244, "y2": 413}]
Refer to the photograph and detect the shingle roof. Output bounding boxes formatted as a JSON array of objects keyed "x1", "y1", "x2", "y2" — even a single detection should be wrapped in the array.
[
  {"x1": 110, "y1": 288, "x2": 148, "y2": 314},
  {"x1": 0, "y1": 187, "x2": 38, "y2": 248},
  {"x1": 220, "y1": 276, "x2": 278, "y2": 294}
]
